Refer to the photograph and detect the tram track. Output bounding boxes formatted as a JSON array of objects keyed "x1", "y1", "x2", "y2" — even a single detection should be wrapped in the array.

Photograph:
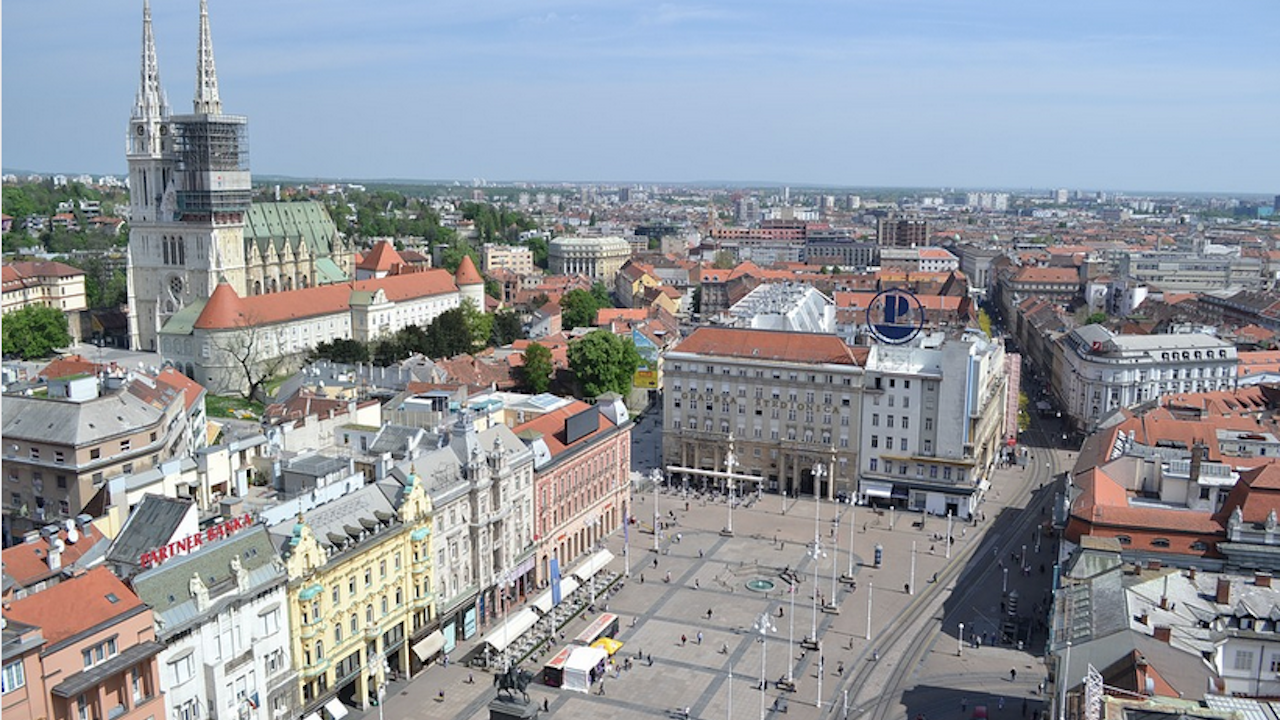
[{"x1": 827, "y1": 428, "x2": 1060, "y2": 719}]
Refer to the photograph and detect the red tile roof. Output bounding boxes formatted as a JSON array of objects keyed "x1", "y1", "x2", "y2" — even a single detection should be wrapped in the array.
[
  {"x1": 512, "y1": 400, "x2": 621, "y2": 457},
  {"x1": 38, "y1": 354, "x2": 104, "y2": 380},
  {"x1": 194, "y1": 270, "x2": 458, "y2": 330},
  {"x1": 454, "y1": 255, "x2": 484, "y2": 286},
  {"x1": 675, "y1": 327, "x2": 865, "y2": 366},
  {"x1": 4, "y1": 566, "x2": 144, "y2": 646},
  {"x1": 2, "y1": 524, "x2": 108, "y2": 591},
  {"x1": 357, "y1": 240, "x2": 406, "y2": 272},
  {"x1": 155, "y1": 367, "x2": 207, "y2": 412}
]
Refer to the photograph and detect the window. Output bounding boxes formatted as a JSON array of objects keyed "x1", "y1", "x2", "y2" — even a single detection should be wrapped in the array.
[
  {"x1": 82, "y1": 637, "x2": 118, "y2": 668},
  {"x1": 871, "y1": 436, "x2": 879, "y2": 448},
  {"x1": 55, "y1": 450, "x2": 65, "y2": 464},
  {"x1": 1233, "y1": 650, "x2": 1255, "y2": 671},
  {"x1": 872, "y1": 414, "x2": 879, "y2": 427},
  {"x1": 2, "y1": 661, "x2": 25, "y2": 694},
  {"x1": 335, "y1": 625, "x2": 343, "y2": 643},
  {"x1": 260, "y1": 607, "x2": 281, "y2": 636},
  {"x1": 120, "y1": 439, "x2": 131, "y2": 452},
  {"x1": 1151, "y1": 538, "x2": 1171, "y2": 548},
  {"x1": 29, "y1": 447, "x2": 39, "y2": 460},
  {"x1": 365, "y1": 569, "x2": 372, "y2": 587},
  {"x1": 924, "y1": 417, "x2": 933, "y2": 431},
  {"x1": 887, "y1": 416, "x2": 895, "y2": 428},
  {"x1": 869, "y1": 459, "x2": 878, "y2": 472},
  {"x1": 901, "y1": 417, "x2": 909, "y2": 430},
  {"x1": 1115, "y1": 535, "x2": 1132, "y2": 545},
  {"x1": 90, "y1": 448, "x2": 101, "y2": 460}
]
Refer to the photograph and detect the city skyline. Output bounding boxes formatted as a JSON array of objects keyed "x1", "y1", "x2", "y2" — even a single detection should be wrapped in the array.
[{"x1": 2, "y1": 0, "x2": 1277, "y2": 194}]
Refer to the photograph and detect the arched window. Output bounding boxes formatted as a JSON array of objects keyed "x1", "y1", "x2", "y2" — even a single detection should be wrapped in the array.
[
  {"x1": 253, "y1": 280, "x2": 262, "y2": 296},
  {"x1": 315, "y1": 641, "x2": 324, "y2": 661},
  {"x1": 334, "y1": 625, "x2": 343, "y2": 643},
  {"x1": 1115, "y1": 535, "x2": 1132, "y2": 545},
  {"x1": 1151, "y1": 538, "x2": 1171, "y2": 548}
]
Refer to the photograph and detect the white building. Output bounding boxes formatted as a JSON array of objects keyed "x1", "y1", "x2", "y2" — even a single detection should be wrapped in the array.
[
  {"x1": 547, "y1": 236, "x2": 632, "y2": 280},
  {"x1": 857, "y1": 332, "x2": 1008, "y2": 518},
  {"x1": 388, "y1": 412, "x2": 536, "y2": 654},
  {"x1": 878, "y1": 247, "x2": 960, "y2": 274},
  {"x1": 159, "y1": 265, "x2": 480, "y2": 395},
  {"x1": 1056, "y1": 326, "x2": 1238, "y2": 432},
  {"x1": 717, "y1": 283, "x2": 836, "y2": 334},
  {"x1": 131, "y1": 525, "x2": 296, "y2": 720}
]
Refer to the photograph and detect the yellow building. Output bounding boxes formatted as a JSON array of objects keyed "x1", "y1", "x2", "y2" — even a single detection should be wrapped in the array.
[{"x1": 271, "y1": 473, "x2": 435, "y2": 716}]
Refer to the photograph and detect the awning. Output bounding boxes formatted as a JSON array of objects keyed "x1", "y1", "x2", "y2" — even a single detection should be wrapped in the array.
[
  {"x1": 861, "y1": 481, "x2": 894, "y2": 499},
  {"x1": 481, "y1": 607, "x2": 541, "y2": 653},
  {"x1": 558, "y1": 576, "x2": 580, "y2": 598},
  {"x1": 323, "y1": 698, "x2": 349, "y2": 720},
  {"x1": 570, "y1": 548, "x2": 615, "y2": 583},
  {"x1": 591, "y1": 637, "x2": 624, "y2": 656},
  {"x1": 412, "y1": 630, "x2": 445, "y2": 662},
  {"x1": 531, "y1": 588, "x2": 554, "y2": 615}
]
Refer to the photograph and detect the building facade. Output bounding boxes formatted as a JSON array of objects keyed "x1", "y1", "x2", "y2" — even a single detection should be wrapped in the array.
[
  {"x1": 661, "y1": 327, "x2": 867, "y2": 499},
  {"x1": 399, "y1": 414, "x2": 536, "y2": 660},
  {"x1": 2, "y1": 261, "x2": 88, "y2": 340},
  {"x1": 267, "y1": 474, "x2": 435, "y2": 717},
  {"x1": 856, "y1": 332, "x2": 1008, "y2": 518},
  {"x1": 131, "y1": 525, "x2": 296, "y2": 720},
  {"x1": 2, "y1": 375, "x2": 189, "y2": 543},
  {"x1": 1055, "y1": 326, "x2": 1238, "y2": 432},
  {"x1": 513, "y1": 398, "x2": 632, "y2": 586},
  {"x1": 482, "y1": 244, "x2": 534, "y2": 275},
  {"x1": 547, "y1": 236, "x2": 632, "y2": 281},
  {"x1": 2, "y1": 567, "x2": 165, "y2": 720}
]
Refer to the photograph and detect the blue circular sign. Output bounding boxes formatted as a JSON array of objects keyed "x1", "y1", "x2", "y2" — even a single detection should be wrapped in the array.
[{"x1": 865, "y1": 289, "x2": 926, "y2": 344}]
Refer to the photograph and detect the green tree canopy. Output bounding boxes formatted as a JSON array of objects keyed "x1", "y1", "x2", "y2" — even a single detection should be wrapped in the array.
[
  {"x1": 1085, "y1": 311, "x2": 1108, "y2": 325},
  {"x1": 440, "y1": 241, "x2": 481, "y2": 274},
  {"x1": 561, "y1": 288, "x2": 607, "y2": 329},
  {"x1": 568, "y1": 330, "x2": 641, "y2": 398},
  {"x1": 3, "y1": 305, "x2": 71, "y2": 360},
  {"x1": 977, "y1": 308, "x2": 994, "y2": 337},
  {"x1": 309, "y1": 338, "x2": 371, "y2": 364},
  {"x1": 491, "y1": 309, "x2": 525, "y2": 346},
  {"x1": 520, "y1": 342, "x2": 553, "y2": 394}
]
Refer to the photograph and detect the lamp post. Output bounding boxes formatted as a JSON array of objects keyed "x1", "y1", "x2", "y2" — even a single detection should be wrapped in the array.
[
  {"x1": 845, "y1": 502, "x2": 856, "y2": 580},
  {"x1": 808, "y1": 539, "x2": 826, "y2": 643},
  {"x1": 787, "y1": 581, "x2": 796, "y2": 682},
  {"x1": 830, "y1": 514, "x2": 840, "y2": 608},
  {"x1": 755, "y1": 611, "x2": 776, "y2": 720},
  {"x1": 817, "y1": 654, "x2": 824, "y2": 709},
  {"x1": 652, "y1": 468, "x2": 662, "y2": 553},
  {"x1": 1021, "y1": 544, "x2": 1027, "y2": 569},
  {"x1": 946, "y1": 511, "x2": 953, "y2": 560},
  {"x1": 781, "y1": 488, "x2": 787, "y2": 515},
  {"x1": 1002, "y1": 566, "x2": 1008, "y2": 593},
  {"x1": 727, "y1": 656, "x2": 733, "y2": 720},
  {"x1": 909, "y1": 541, "x2": 916, "y2": 595},
  {"x1": 958, "y1": 622, "x2": 964, "y2": 657},
  {"x1": 865, "y1": 582, "x2": 873, "y2": 640},
  {"x1": 724, "y1": 438, "x2": 738, "y2": 536}
]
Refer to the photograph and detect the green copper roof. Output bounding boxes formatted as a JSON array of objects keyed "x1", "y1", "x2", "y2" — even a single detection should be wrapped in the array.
[
  {"x1": 314, "y1": 257, "x2": 347, "y2": 284},
  {"x1": 244, "y1": 201, "x2": 344, "y2": 264},
  {"x1": 159, "y1": 298, "x2": 207, "y2": 337}
]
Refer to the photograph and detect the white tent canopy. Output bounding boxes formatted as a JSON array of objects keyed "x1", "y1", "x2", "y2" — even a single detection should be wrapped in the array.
[
  {"x1": 557, "y1": 575, "x2": 580, "y2": 599},
  {"x1": 531, "y1": 587, "x2": 555, "y2": 615},
  {"x1": 561, "y1": 645, "x2": 608, "y2": 694},
  {"x1": 570, "y1": 548, "x2": 615, "y2": 583},
  {"x1": 480, "y1": 607, "x2": 540, "y2": 654}
]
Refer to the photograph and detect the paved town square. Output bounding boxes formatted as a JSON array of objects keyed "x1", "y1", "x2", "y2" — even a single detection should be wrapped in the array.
[{"x1": 352, "y1": 430, "x2": 1070, "y2": 720}]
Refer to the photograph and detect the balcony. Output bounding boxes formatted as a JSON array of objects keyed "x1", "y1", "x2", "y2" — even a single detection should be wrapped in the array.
[{"x1": 365, "y1": 622, "x2": 380, "y2": 640}]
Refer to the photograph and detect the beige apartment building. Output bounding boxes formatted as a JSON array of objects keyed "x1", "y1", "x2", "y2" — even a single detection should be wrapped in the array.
[{"x1": 483, "y1": 243, "x2": 535, "y2": 275}]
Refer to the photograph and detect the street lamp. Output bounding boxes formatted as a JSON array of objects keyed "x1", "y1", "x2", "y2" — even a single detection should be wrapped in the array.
[
  {"x1": 651, "y1": 468, "x2": 662, "y2": 553},
  {"x1": 808, "y1": 539, "x2": 826, "y2": 644},
  {"x1": 755, "y1": 611, "x2": 777, "y2": 720},
  {"x1": 909, "y1": 541, "x2": 916, "y2": 596},
  {"x1": 845, "y1": 502, "x2": 856, "y2": 581},
  {"x1": 945, "y1": 511, "x2": 953, "y2": 560},
  {"x1": 829, "y1": 511, "x2": 840, "y2": 608},
  {"x1": 957, "y1": 622, "x2": 964, "y2": 657},
  {"x1": 787, "y1": 581, "x2": 796, "y2": 682},
  {"x1": 865, "y1": 582, "x2": 873, "y2": 640},
  {"x1": 724, "y1": 438, "x2": 738, "y2": 536},
  {"x1": 1002, "y1": 566, "x2": 1008, "y2": 593}
]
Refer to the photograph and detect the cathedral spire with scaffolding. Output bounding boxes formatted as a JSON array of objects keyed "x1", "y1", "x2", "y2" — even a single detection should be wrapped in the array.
[{"x1": 193, "y1": 0, "x2": 222, "y2": 115}]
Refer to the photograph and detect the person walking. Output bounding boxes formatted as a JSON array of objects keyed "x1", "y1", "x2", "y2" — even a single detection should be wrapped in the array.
[
  {"x1": 681, "y1": 634, "x2": 687, "y2": 646},
  {"x1": 1010, "y1": 668, "x2": 1018, "y2": 682},
  {"x1": 697, "y1": 631, "x2": 703, "y2": 645}
]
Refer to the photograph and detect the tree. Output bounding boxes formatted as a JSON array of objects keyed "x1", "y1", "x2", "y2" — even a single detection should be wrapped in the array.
[
  {"x1": 423, "y1": 307, "x2": 474, "y2": 358},
  {"x1": 560, "y1": 288, "x2": 605, "y2": 330},
  {"x1": 1085, "y1": 311, "x2": 1108, "y2": 326},
  {"x1": 459, "y1": 300, "x2": 493, "y2": 354},
  {"x1": 2, "y1": 305, "x2": 71, "y2": 359},
  {"x1": 568, "y1": 330, "x2": 641, "y2": 398},
  {"x1": 977, "y1": 308, "x2": 994, "y2": 337},
  {"x1": 491, "y1": 309, "x2": 525, "y2": 346},
  {"x1": 212, "y1": 315, "x2": 290, "y2": 401},
  {"x1": 309, "y1": 338, "x2": 371, "y2": 364},
  {"x1": 440, "y1": 241, "x2": 481, "y2": 274},
  {"x1": 590, "y1": 282, "x2": 612, "y2": 306},
  {"x1": 712, "y1": 250, "x2": 736, "y2": 269},
  {"x1": 521, "y1": 342, "x2": 553, "y2": 394},
  {"x1": 526, "y1": 236, "x2": 549, "y2": 268},
  {"x1": 1017, "y1": 391, "x2": 1031, "y2": 432}
]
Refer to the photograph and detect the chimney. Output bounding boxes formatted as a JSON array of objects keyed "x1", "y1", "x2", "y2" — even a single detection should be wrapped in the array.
[
  {"x1": 1188, "y1": 567, "x2": 1197, "y2": 581},
  {"x1": 1216, "y1": 577, "x2": 1232, "y2": 604},
  {"x1": 1138, "y1": 612, "x2": 1148, "y2": 626},
  {"x1": 1152, "y1": 626, "x2": 1172, "y2": 643},
  {"x1": 1256, "y1": 572, "x2": 1272, "y2": 588},
  {"x1": 47, "y1": 537, "x2": 65, "y2": 572}
]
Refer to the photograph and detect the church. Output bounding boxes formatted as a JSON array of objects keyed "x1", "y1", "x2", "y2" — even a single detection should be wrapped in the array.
[{"x1": 125, "y1": 0, "x2": 356, "y2": 352}]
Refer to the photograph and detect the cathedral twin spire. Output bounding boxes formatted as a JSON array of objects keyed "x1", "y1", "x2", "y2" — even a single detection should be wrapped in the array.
[{"x1": 134, "y1": 0, "x2": 223, "y2": 121}]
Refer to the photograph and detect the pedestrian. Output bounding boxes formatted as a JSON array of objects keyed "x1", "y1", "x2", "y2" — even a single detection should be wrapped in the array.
[
  {"x1": 640, "y1": 573, "x2": 644, "y2": 584},
  {"x1": 437, "y1": 690, "x2": 445, "y2": 702},
  {"x1": 543, "y1": 698, "x2": 549, "y2": 712},
  {"x1": 1010, "y1": 668, "x2": 1017, "y2": 682},
  {"x1": 837, "y1": 661, "x2": 844, "y2": 675},
  {"x1": 599, "y1": 680, "x2": 605, "y2": 696},
  {"x1": 681, "y1": 634, "x2": 687, "y2": 646},
  {"x1": 695, "y1": 578, "x2": 700, "y2": 589},
  {"x1": 698, "y1": 548, "x2": 704, "y2": 558},
  {"x1": 466, "y1": 672, "x2": 473, "y2": 684},
  {"x1": 707, "y1": 608, "x2": 713, "y2": 620},
  {"x1": 654, "y1": 557, "x2": 659, "y2": 569},
  {"x1": 684, "y1": 706, "x2": 691, "y2": 719},
  {"x1": 961, "y1": 698, "x2": 968, "y2": 712},
  {"x1": 647, "y1": 654, "x2": 653, "y2": 666},
  {"x1": 998, "y1": 698, "x2": 1005, "y2": 711},
  {"x1": 720, "y1": 642, "x2": 729, "y2": 654},
  {"x1": 697, "y1": 631, "x2": 703, "y2": 645}
]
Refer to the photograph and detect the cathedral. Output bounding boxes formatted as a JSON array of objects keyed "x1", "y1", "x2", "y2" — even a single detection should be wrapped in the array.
[{"x1": 125, "y1": 0, "x2": 354, "y2": 351}]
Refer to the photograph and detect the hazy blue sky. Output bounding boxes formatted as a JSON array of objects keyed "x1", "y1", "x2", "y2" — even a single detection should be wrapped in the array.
[{"x1": 3, "y1": 1, "x2": 1277, "y2": 192}]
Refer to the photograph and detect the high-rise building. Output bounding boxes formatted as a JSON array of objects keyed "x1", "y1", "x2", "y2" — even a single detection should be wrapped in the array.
[{"x1": 126, "y1": 1, "x2": 352, "y2": 351}]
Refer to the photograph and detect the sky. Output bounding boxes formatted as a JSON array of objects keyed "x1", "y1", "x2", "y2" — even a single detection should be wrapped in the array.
[{"x1": 3, "y1": 0, "x2": 1278, "y2": 193}]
